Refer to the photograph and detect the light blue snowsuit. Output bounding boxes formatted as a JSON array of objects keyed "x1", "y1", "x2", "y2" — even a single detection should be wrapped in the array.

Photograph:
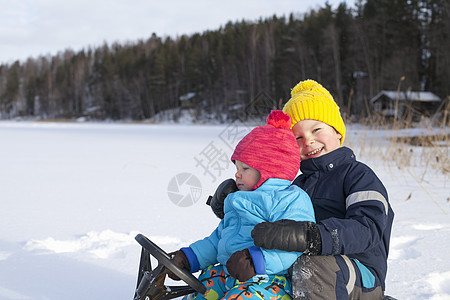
[{"x1": 181, "y1": 178, "x2": 315, "y2": 300}]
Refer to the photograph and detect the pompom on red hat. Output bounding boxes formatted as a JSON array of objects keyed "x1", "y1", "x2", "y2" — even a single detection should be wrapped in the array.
[{"x1": 231, "y1": 110, "x2": 301, "y2": 190}]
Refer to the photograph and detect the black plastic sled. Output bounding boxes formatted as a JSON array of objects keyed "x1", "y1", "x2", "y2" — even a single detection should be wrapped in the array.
[
  {"x1": 133, "y1": 233, "x2": 207, "y2": 300},
  {"x1": 132, "y1": 233, "x2": 397, "y2": 300}
]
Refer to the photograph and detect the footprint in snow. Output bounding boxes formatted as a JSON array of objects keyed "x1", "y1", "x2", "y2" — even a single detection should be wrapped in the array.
[
  {"x1": 412, "y1": 223, "x2": 448, "y2": 231},
  {"x1": 24, "y1": 230, "x2": 183, "y2": 259},
  {"x1": 0, "y1": 251, "x2": 12, "y2": 261},
  {"x1": 427, "y1": 271, "x2": 450, "y2": 298},
  {"x1": 388, "y1": 236, "x2": 421, "y2": 260}
]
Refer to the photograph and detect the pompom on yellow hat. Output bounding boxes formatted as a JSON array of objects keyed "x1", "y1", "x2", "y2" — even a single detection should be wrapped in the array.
[{"x1": 282, "y1": 79, "x2": 346, "y2": 145}]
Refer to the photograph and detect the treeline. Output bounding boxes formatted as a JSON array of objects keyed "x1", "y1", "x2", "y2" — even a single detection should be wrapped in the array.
[{"x1": 0, "y1": 0, "x2": 448, "y2": 121}]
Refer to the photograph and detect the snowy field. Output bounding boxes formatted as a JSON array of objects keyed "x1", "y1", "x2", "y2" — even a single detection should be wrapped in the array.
[{"x1": 0, "y1": 120, "x2": 449, "y2": 300}]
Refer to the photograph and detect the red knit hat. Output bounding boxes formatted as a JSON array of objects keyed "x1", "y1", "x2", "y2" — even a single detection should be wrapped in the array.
[{"x1": 231, "y1": 110, "x2": 301, "y2": 190}]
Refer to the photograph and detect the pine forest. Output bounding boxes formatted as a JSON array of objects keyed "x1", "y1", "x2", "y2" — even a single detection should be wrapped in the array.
[{"x1": 0, "y1": 0, "x2": 448, "y2": 123}]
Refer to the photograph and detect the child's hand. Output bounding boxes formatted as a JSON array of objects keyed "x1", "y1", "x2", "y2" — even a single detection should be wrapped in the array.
[
  {"x1": 226, "y1": 249, "x2": 256, "y2": 282},
  {"x1": 251, "y1": 220, "x2": 322, "y2": 255},
  {"x1": 167, "y1": 250, "x2": 190, "y2": 280},
  {"x1": 206, "y1": 178, "x2": 238, "y2": 219}
]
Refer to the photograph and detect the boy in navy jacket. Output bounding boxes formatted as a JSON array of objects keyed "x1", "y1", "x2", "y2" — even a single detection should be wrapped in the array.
[{"x1": 251, "y1": 80, "x2": 394, "y2": 300}]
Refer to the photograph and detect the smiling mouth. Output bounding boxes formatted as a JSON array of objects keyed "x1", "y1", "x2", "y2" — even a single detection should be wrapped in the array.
[{"x1": 305, "y1": 147, "x2": 324, "y2": 156}]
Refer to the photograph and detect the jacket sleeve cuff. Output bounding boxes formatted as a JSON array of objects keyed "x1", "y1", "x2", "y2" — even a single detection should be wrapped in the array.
[
  {"x1": 181, "y1": 247, "x2": 200, "y2": 273},
  {"x1": 318, "y1": 224, "x2": 337, "y2": 255},
  {"x1": 248, "y1": 246, "x2": 265, "y2": 275}
]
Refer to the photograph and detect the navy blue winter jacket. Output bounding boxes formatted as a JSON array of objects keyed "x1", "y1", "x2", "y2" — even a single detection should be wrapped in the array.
[{"x1": 293, "y1": 147, "x2": 394, "y2": 290}]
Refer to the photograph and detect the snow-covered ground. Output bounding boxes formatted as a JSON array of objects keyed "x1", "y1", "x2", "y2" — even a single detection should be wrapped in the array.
[{"x1": 0, "y1": 120, "x2": 448, "y2": 300}]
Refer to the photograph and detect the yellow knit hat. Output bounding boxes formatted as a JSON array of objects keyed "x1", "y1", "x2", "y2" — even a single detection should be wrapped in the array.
[{"x1": 282, "y1": 79, "x2": 346, "y2": 145}]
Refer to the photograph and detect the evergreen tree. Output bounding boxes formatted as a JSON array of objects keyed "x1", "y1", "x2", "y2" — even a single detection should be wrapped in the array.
[{"x1": 0, "y1": 2, "x2": 448, "y2": 121}]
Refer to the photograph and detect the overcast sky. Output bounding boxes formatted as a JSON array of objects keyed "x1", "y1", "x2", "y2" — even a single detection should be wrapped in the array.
[{"x1": 1, "y1": 0, "x2": 355, "y2": 65}]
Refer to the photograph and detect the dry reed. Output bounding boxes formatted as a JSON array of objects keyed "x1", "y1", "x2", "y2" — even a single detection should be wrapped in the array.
[{"x1": 345, "y1": 99, "x2": 449, "y2": 179}]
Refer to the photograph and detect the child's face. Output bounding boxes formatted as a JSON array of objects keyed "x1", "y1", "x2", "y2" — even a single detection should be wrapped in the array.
[
  {"x1": 292, "y1": 119, "x2": 342, "y2": 161},
  {"x1": 234, "y1": 160, "x2": 261, "y2": 191}
]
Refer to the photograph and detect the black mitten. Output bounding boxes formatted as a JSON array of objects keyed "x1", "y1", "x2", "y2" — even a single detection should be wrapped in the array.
[
  {"x1": 226, "y1": 248, "x2": 256, "y2": 282},
  {"x1": 167, "y1": 250, "x2": 190, "y2": 280},
  {"x1": 206, "y1": 179, "x2": 238, "y2": 219},
  {"x1": 251, "y1": 220, "x2": 322, "y2": 255}
]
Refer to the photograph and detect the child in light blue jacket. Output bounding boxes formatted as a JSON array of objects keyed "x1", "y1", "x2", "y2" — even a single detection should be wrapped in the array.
[{"x1": 168, "y1": 111, "x2": 315, "y2": 300}]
